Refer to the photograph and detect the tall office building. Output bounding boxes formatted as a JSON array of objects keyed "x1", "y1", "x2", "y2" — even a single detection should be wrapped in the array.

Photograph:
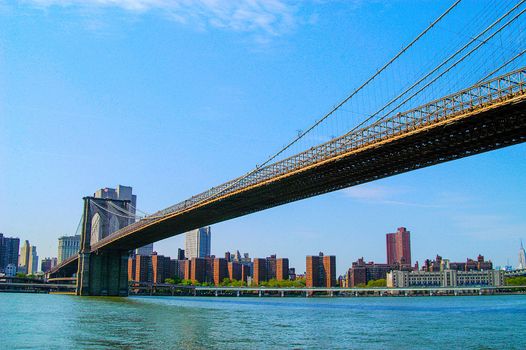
[
  {"x1": 185, "y1": 227, "x2": 211, "y2": 259},
  {"x1": 94, "y1": 185, "x2": 153, "y2": 256},
  {"x1": 28, "y1": 245, "x2": 38, "y2": 274},
  {"x1": 0, "y1": 233, "x2": 20, "y2": 273},
  {"x1": 306, "y1": 252, "x2": 336, "y2": 288},
  {"x1": 177, "y1": 248, "x2": 185, "y2": 261},
  {"x1": 18, "y1": 240, "x2": 30, "y2": 274},
  {"x1": 57, "y1": 235, "x2": 80, "y2": 264},
  {"x1": 518, "y1": 240, "x2": 526, "y2": 270},
  {"x1": 386, "y1": 227, "x2": 412, "y2": 266}
]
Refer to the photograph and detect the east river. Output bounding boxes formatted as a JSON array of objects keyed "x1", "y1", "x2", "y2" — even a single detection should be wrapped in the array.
[{"x1": 2, "y1": 293, "x2": 526, "y2": 349}]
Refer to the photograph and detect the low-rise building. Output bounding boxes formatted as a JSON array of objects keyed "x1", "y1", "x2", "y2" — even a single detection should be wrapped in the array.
[
  {"x1": 387, "y1": 269, "x2": 504, "y2": 288},
  {"x1": 5, "y1": 263, "x2": 17, "y2": 277},
  {"x1": 346, "y1": 257, "x2": 411, "y2": 287},
  {"x1": 422, "y1": 254, "x2": 493, "y2": 272}
]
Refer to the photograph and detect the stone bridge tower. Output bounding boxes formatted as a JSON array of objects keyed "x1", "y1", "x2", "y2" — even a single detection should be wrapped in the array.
[{"x1": 76, "y1": 197, "x2": 132, "y2": 296}]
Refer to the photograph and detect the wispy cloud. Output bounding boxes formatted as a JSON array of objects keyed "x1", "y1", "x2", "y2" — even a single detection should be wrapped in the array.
[
  {"x1": 17, "y1": 0, "x2": 298, "y2": 37},
  {"x1": 452, "y1": 214, "x2": 526, "y2": 241},
  {"x1": 343, "y1": 184, "x2": 442, "y2": 208}
]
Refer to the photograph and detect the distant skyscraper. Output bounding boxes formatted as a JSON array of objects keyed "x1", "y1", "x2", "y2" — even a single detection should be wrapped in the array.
[
  {"x1": 28, "y1": 245, "x2": 38, "y2": 274},
  {"x1": 177, "y1": 248, "x2": 185, "y2": 261},
  {"x1": 185, "y1": 227, "x2": 211, "y2": 259},
  {"x1": 518, "y1": 240, "x2": 526, "y2": 270},
  {"x1": 58, "y1": 235, "x2": 80, "y2": 264},
  {"x1": 0, "y1": 233, "x2": 20, "y2": 273},
  {"x1": 94, "y1": 185, "x2": 153, "y2": 255},
  {"x1": 386, "y1": 227, "x2": 412, "y2": 266},
  {"x1": 18, "y1": 240, "x2": 30, "y2": 274}
]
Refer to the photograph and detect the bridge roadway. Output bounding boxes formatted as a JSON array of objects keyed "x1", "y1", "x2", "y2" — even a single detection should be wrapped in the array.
[
  {"x1": 92, "y1": 68, "x2": 526, "y2": 252},
  {"x1": 48, "y1": 68, "x2": 526, "y2": 279}
]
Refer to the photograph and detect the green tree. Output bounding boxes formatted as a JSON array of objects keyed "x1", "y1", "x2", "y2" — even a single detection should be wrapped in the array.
[
  {"x1": 367, "y1": 279, "x2": 387, "y2": 287},
  {"x1": 295, "y1": 277, "x2": 306, "y2": 287},
  {"x1": 181, "y1": 279, "x2": 193, "y2": 286},
  {"x1": 505, "y1": 276, "x2": 526, "y2": 286}
]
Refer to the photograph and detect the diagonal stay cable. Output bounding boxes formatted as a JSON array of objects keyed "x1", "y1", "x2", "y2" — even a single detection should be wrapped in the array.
[
  {"x1": 476, "y1": 48, "x2": 526, "y2": 84},
  {"x1": 91, "y1": 200, "x2": 138, "y2": 220}
]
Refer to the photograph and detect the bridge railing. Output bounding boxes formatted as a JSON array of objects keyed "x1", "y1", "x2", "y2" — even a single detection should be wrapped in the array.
[{"x1": 92, "y1": 67, "x2": 526, "y2": 249}]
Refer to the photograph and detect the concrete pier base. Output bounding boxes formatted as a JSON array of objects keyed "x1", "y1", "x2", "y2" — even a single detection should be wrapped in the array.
[{"x1": 76, "y1": 250, "x2": 129, "y2": 296}]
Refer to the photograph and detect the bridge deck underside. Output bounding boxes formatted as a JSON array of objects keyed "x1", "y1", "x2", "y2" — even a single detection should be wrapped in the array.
[
  {"x1": 48, "y1": 257, "x2": 78, "y2": 278},
  {"x1": 93, "y1": 97, "x2": 526, "y2": 252}
]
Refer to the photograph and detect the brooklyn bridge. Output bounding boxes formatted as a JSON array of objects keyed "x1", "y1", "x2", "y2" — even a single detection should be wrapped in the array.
[{"x1": 48, "y1": 1, "x2": 526, "y2": 296}]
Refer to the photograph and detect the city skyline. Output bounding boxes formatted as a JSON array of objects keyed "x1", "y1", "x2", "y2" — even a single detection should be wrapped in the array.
[
  {"x1": 1, "y1": 1, "x2": 525, "y2": 275},
  {"x1": 3, "y1": 227, "x2": 525, "y2": 277}
]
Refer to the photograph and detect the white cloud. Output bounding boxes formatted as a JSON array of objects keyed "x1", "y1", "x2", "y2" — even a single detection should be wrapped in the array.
[
  {"x1": 18, "y1": 0, "x2": 298, "y2": 36},
  {"x1": 344, "y1": 184, "x2": 399, "y2": 201}
]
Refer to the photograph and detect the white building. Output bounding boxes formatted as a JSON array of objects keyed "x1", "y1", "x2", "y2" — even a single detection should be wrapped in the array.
[
  {"x1": 58, "y1": 235, "x2": 80, "y2": 264},
  {"x1": 387, "y1": 269, "x2": 504, "y2": 288},
  {"x1": 185, "y1": 227, "x2": 211, "y2": 259},
  {"x1": 518, "y1": 240, "x2": 526, "y2": 270}
]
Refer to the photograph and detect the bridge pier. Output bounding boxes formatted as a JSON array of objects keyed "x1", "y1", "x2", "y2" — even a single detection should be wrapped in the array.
[{"x1": 76, "y1": 249, "x2": 129, "y2": 296}]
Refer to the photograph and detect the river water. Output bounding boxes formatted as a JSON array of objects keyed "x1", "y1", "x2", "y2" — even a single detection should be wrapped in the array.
[{"x1": 2, "y1": 293, "x2": 525, "y2": 349}]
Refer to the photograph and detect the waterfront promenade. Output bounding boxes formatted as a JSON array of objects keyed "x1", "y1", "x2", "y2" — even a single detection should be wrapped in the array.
[{"x1": 2, "y1": 280, "x2": 525, "y2": 297}]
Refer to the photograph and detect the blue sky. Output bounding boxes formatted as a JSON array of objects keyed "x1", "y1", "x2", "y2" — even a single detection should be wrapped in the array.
[{"x1": 1, "y1": 0, "x2": 525, "y2": 274}]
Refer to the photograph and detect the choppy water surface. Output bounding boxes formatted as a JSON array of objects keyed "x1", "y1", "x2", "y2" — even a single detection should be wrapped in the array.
[{"x1": 2, "y1": 293, "x2": 526, "y2": 349}]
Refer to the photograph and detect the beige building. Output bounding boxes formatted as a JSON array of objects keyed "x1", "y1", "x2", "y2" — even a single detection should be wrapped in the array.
[{"x1": 387, "y1": 269, "x2": 504, "y2": 288}]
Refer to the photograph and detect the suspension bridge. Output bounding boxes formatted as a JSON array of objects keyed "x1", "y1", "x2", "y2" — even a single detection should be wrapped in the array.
[{"x1": 47, "y1": 0, "x2": 526, "y2": 296}]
